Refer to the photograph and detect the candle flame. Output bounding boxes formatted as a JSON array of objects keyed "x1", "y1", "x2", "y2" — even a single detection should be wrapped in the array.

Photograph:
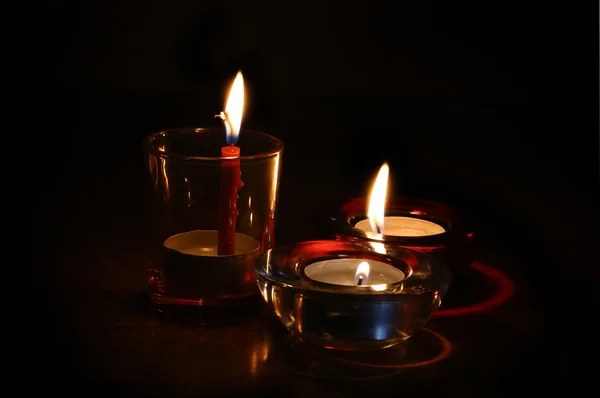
[
  {"x1": 354, "y1": 261, "x2": 370, "y2": 286},
  {"x1": 220, "y1": 71, "x2": 245, "y2": 145},
  {"x1": 367, "y1": 163, "x2": 389, "y2": 235}
]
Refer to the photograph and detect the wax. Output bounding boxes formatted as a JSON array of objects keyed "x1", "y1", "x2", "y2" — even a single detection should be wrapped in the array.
[
  {"x1": 218, "y1": 145, "x2": 243, "y2": 255},
  {"x1": 163, "y1": 230, "x2": 260, "y2": 298},
  {"x1": 355, "y1": 216, "x2": 445, "y2": 237},
  {"x1": 304, "y1": 258, "x2": 405, "y2": 286}
]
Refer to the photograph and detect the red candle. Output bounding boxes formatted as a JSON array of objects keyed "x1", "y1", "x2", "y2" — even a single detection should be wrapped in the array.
[
  {"x1": 216, "y1": 71, "x2": 245, "y2": 255},
  {"x1": 218, "y1": 144, "x2": 244, "y2": 255}
]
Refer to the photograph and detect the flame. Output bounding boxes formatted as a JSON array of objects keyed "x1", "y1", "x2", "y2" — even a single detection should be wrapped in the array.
[
  {"x1": 354, "y1": 261, "x2": 370, "y2": 286},
  {"x1": 221, "y1": 71, "x2": 245, "y2": 145},
  {"x1": 367, "y1": 163, "x2": 389, "y2": 234}
]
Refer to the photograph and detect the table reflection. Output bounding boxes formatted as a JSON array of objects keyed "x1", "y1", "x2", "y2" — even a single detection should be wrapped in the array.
[{"x1": 265, "y1": 320, "x2": 453, "y2": 381}]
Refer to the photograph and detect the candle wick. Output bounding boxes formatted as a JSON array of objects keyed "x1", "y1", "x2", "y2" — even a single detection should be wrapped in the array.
[
  {"x1": 216, "y1": 111, "x2": 235, "y2": 143},
  {"x1": 376, "y1": 225, "x2": 381, "y2": 234},
  {"x1": 357, "y1": 276, "x2": 364, "y2": 286}
]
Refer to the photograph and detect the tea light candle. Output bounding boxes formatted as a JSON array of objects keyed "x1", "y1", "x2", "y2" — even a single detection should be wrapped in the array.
[
  {"x1": 255, "y1": 240, "x2": 452, "y2": 350},
  {"x1": 354, "y1": 216, "x2": 445, "y2": 237},
  {"x1": 357, "y1": 163, "x2": 446, "y2": 237},
  {"x1": 304, "y1": 259, "x2": 405, "y2": 287},
  {"x1": 162, "y1": 230, "x2": 260, "y2": 298}
]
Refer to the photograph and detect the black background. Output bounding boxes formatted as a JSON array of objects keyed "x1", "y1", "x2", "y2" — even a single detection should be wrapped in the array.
[{"x1": 31, "y1": 1, "x2": 598, "y2": 395}]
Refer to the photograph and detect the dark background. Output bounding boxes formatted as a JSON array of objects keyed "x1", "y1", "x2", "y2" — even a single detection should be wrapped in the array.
[{"x1": 31, "y1": 1, "x2": 598, "y2": 396}]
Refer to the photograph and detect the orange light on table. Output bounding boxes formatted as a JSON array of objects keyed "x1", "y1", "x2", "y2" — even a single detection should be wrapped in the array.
[{"x1": 216, "y1": 71, "x2": 245, "y2": 255}]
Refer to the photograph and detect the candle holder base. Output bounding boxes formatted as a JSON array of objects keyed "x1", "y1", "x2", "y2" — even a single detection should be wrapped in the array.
[
  {"x1": 148, "y1": 267, "x2": 264, "y2": 324},
  {"x1": 267, "y1": 321, "x2": 452, "y2": 380},
  {"x1": 255, "y1": 240, "x2": 452, "y2": 351},
  {"x1": 300, "y1": 336, "x2": 406, "y2": 351}
]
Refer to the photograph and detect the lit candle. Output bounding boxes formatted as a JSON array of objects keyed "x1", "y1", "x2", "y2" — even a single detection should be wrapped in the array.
[
  {"x1": 354, "y1": 163, "x2": 446, "y2": 238},
  {"x1": 216, "y1": 71, "x2": 245, "y2": 255},
  {"x1": 304, "y1": 259, "x2": 404, "y2": 288},
  {"x1": 255, "y1": 239, "x2": 452, "y2": 350}
]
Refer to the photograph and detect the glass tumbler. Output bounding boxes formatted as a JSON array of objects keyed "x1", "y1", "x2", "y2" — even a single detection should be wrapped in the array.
[{"x1": 143, "y1": 127, "x2": 283, "y2": 313}]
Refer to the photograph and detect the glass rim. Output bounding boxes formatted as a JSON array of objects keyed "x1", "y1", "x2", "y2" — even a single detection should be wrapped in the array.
[
  {"x1": 143, "y1": 127, "x2": 284, "y2": 161},
  {"x1": 255, "y1": 240, "x2": 452, "y2": 296}
]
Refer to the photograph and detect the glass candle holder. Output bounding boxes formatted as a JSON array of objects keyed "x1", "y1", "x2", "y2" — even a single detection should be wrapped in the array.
[
  {"x1": 327, "y1": 197, "x2": 475, "y2": 276},
  {"x1": 255, "y1": 240, "x2": 452, "y2": 351},
  {"x1": 144, "y1": 127, "x2": 283, "y2": 312}
]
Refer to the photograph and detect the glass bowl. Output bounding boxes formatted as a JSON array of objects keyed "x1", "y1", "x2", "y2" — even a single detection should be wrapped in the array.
[{"x1": 255, "y1": 240, "x2": 452, "y2": 351}]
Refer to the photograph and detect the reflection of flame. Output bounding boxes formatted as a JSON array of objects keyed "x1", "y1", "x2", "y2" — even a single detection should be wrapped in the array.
[
  {"x1": 161, "y1": 158, "x2": 169, "y2": 201},
  {"x1": 367, "y1": 163, "x2": 389, "y2": 234},
  {"x1": 271, "y1": 328, "x2": 452, "y2": 379},
  {"x1": 270, "y1": 155, "x2": 280, "y2": 213},
  {"x1": 370, "y1": 284, "x2": 387, "y2": 291},
  {"x1": 184, "y1": 177, "x2": 191, "y2": 207},
  {"x1": 271, "y1": 286, "x2": 282, "y2": 317},
  {"x1": 294, "y1": 295, "x2": 304, "y2": 333},
  {"x1": 265, "y1": 250, "x2": 272, "y2": 275},
  {"x1": 219, "y1": 71, "x2": 244, "y2": 145},
  {"x1": 369, "y1": 241, "x2": 387, "y2": 255},
  {"x1": 337, "y1": 328, "x2": 452, "y2": 369},
  {"x1": 354, "y1": 262, "x2": 370, "y2": 285},
  {"x1": 249, "y1": 334, "x2": 269, "y2": 378},
  {"x1": 260, "y1": 281, "x2": 269, "y2": 301}
]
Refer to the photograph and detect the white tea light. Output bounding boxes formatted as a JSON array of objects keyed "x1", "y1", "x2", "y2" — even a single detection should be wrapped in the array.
[
  {"x1": 355, "y1": 216, "x2": 445, "y2": 237},
  {"x1": 304, "y1": 258, "x2": 404, "y2": 286},
  {"x1": 361, "y1": 163, "x2": 446, "y2": 237}
]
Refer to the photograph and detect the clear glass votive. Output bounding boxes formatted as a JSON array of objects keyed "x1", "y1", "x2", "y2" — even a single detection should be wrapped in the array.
[
  {"x1": 144, "y1": 127, "x2": 283, "y2": 312},
  {"x1": 255, "y1": 240, "x2": 452, "y2": 351},
  {"x1": 328, "y1": 197, "x2": 475, "y2": 276}
]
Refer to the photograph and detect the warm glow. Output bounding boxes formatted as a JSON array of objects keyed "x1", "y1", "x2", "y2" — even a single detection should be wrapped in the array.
[
  {"x1": 222, "y1": 71, "x2": 245, "y2": 144},
  {"x1": 367, "y1": 163, "x2": 389, "y2": 234},
  {"x1": 369, "y1": 241, "x2": 387, "y2": 255},
  {"x1": 370, "y1": 284, "x2": 387, "y2": 291},
  {"x1": 354, "y1": 261, "x2": 370, "y2": 286}
]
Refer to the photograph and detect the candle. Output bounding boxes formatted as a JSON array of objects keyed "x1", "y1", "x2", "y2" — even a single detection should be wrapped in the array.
[
  {"x1": 293, "y1": 258, "x2": 406, "y2": 347},
  {"x1": 304, "y1": 259, "x2": 405, "y2": 287},
  {"x1": 355, "y1": 163, "x2": 446, "y2": 237},
  {"x1": 162, "y1": 230, "x2": 260, "y2": 298},
  {"x1": 354, "y1": 217, "x2": 445, "y2": 237},
  {"x1": 255, "y1": 240, "x2": 452, "y2": 350},
  {"x1": 216, "y1": 71, "x2": 245, "y2": 255}
]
